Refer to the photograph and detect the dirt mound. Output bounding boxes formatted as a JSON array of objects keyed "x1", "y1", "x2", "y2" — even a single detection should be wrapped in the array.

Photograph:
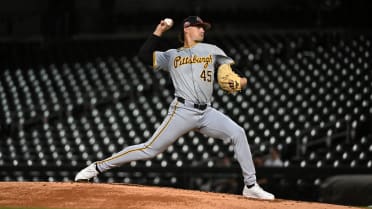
[{"x1": 0, "y1": 182, "x2": 356, "y2": 209}]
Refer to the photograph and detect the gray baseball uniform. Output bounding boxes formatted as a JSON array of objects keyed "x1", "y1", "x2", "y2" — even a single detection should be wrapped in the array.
[{"x1": 96, "y1": 43, "x2": 257, "y2": 186}]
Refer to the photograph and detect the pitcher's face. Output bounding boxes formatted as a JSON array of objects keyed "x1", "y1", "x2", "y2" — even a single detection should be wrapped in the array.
[{"x1": 184, "y1": 25, "x2": 205, "y2": 43}]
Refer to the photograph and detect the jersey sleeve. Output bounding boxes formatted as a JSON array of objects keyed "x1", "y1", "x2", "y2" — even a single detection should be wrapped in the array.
[
  {"x1": 153, "y1": 51, "x2": 170, "y2": 71},
  {"x1": 213, "y1": 46, "x2": 235, "y2": 66}
]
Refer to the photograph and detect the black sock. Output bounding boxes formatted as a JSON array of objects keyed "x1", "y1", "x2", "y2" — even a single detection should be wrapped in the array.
[
  {"x1": 95, "y1": 163, "x2": 102, "y2": 174},
  {"x1": 247, "y1": 184, "x2": 255, "y2": 189}
]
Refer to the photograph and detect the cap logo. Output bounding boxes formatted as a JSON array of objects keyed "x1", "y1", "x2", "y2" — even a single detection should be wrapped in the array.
[{"x1": 182, "y1": 16, "x2": 211, "y2": 30}]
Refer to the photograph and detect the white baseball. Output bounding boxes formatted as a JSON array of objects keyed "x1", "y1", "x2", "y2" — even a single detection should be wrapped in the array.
[{"x1": 164, "y1": 18, "x2": 173, "y2": 27}]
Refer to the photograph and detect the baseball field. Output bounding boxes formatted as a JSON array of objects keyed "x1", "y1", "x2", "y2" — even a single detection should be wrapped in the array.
[{"x1": 0, "y1": 182, "x2": 358, "y2": 209}]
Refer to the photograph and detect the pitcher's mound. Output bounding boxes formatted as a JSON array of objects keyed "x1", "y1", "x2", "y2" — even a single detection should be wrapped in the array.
[{"x1": 0, "y1": 182, "x2": 355, "y2": 209}]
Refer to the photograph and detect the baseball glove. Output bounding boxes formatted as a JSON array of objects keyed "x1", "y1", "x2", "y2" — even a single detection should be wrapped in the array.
[{"x1": 217, "y1": 64, "x2": 242, "y2": 93}]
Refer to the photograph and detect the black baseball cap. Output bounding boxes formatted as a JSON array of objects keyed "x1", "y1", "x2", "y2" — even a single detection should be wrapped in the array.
[{"x1": 183, "y1": 16, "x2": 211, "y2": 30}]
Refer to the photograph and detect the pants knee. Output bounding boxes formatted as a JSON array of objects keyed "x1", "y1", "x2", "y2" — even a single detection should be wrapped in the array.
[{"x1": 231, "y1": 126, "x2": 247, "y2": 144}]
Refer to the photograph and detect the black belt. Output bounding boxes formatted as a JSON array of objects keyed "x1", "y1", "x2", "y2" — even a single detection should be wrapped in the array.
[{"x1": 176, "y1": 97, "x2": 208, "y2": 110}]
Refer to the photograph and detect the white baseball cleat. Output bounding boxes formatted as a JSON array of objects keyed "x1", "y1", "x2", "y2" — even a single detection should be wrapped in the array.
[
  {"x1": 242, "y1": 184, "x2": 275, "y2": 200},
  {"x1": 74, "y1": 162, "x2": 100, "y2": 182}
]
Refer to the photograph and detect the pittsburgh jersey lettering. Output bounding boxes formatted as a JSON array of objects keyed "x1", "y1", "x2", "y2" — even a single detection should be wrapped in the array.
[{"x1": 173, "y1": 55, "x2": 213, "y2": 69}]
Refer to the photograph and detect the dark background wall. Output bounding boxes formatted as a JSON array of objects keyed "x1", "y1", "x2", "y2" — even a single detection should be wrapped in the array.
[{"x1": 0, "y1": 0, "x2": 371, "y2": 39}]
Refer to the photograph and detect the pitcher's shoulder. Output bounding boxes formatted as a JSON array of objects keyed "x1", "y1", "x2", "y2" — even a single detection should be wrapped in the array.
[{"x1": 162, "y1": 48, "x2": 180, "y2": 55}]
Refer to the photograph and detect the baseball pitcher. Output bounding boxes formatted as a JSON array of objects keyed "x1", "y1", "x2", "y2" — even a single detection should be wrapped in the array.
[{"x1": 75, "y1": 16, "x2": 274, "y2": 200}]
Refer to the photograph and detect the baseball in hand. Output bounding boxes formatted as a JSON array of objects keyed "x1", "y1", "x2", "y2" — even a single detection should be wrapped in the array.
[{"x1": 164, "y1": 18, "x2": 174, "y2": 27}]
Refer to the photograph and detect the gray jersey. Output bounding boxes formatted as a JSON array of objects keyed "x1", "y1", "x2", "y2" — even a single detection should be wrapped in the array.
[{"x1": 153, "y1": 43, "x2": 234, "y2": 104}]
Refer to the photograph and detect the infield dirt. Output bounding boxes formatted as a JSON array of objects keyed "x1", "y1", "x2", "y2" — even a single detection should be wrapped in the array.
[{"x1": 0, "y1": 182, "x2": 357, "y2": 209}]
